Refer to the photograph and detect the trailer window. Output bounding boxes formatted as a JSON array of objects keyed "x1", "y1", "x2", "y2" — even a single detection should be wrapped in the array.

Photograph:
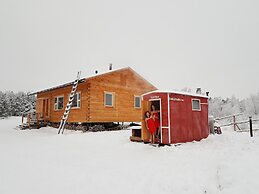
[
  {"x1": 54, "y1": 96, "x2": 64, "y2": 110},
  {"x1": 192, "y1": 99, "x2": 201, "y2": 111},
  {"x1": 134, "y1": 96, "x2": 141, "y2": 108},
  {"x1": 71, "y1": 92, "x2": 81, "y2": 108},
  {"x1": 104, "y1": 92, "x2": 114, "y2": 107}
]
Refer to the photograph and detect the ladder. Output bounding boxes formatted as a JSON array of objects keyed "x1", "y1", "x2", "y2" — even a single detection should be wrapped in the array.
[{"x1": 58, "y1": 71, "x2": 81, "y2": 134}]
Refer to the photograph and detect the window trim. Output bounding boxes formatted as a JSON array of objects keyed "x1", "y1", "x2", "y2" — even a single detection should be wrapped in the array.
[
  {"x1": 104, "y1": 92, "x2": 115, "y2": 107},
  {"x1": 54, "y1": 95, "x2": 64, "y2": 111},
  {"x1": 69, "y1": 92, "x2": 81, "y2": 109},
  {"x1": 192, "y1": 99, "x2": 201, "y2": 111},
  {"x1": 134, "y1": 95, "x2": 141, "y2": 109}
]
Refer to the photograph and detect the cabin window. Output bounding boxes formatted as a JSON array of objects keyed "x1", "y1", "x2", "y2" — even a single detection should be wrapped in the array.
[
  {"x1": 104, "y1": 92, "x2": 114, "y2": 107},
  {"x1": 71, "y1": 92, "x2": 81, "y2": 108},
  {"x1": 54, "y1": 96, "x2": 64, "y2": 110},
  {"x1": 134, "y1": 96, "x2": 141, "y2": 108},
  {"x1": 192, "y1": 99, "x2": 201, "y2": 111}
]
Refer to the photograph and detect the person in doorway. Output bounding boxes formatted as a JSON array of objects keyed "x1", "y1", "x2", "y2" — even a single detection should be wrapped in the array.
[
  {"x1": 151, "y1": 104, "x2": 160, "y2": 141},
  {"x1": 144, "y1": 111, "x2": 156, "y2": 144}
]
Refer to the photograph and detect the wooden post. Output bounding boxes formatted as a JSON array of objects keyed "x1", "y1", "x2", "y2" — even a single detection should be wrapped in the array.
[
  {"x1": 22, "y1": 113, "x2": 24, "y2": 124},
  {"x1": 28, "y1": 114, "x2": 31, "y2": 129},
  {"x1": 249, "y1": 116, "x2": 253, "y2": 137},
  {"x1": 36, "y1": 113, "x2": 38, "y2": 125},
  {"x1": 233, "y1": 115, "x2": 236, "y2": 131}
]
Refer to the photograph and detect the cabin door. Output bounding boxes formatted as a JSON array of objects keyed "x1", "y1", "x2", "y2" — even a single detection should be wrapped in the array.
[
  {"x1": 141, "y1": 100, "x2": 151, "y2": 142},
  {"x1": 141, "y1": 99, "x2": 162, "y2": 143},
  {"x1": 149, "y1": 99, "x2": 162, "y2": 143},
  {"x1": 39, "y1": 98, "x2": 50, "y2": 121}
]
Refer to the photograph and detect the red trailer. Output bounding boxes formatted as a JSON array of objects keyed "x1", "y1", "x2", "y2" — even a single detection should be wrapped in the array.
[{"x1": 131, "y1": 90, "x2": 209, "y2": 144}]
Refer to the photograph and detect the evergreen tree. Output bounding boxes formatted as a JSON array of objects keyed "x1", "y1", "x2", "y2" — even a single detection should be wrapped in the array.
[{"x1": 0, "y1": 91, "x2": 35, "y2": 117}]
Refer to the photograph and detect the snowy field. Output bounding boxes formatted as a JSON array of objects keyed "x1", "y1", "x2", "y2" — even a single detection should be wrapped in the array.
[{"x1": 0, "y1": 117, "x2": 259, "y2": 194}]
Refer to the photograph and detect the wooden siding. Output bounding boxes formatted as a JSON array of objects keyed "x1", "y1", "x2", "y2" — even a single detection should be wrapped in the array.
[
  {"x1": 87, "y1": 68, "x2": 156, "y2": 122},
  {"x1": 36, "y1": 82, "x2": 89, "y2": 123},
  {"x1": 36, "y1": 68, "x2": 157, "y2": 123}
]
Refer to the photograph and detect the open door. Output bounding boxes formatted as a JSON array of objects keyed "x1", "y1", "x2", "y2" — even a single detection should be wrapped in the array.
[
  {"x1": 150, "y1": 100, "x2": 161, "y2": 143},
  {"x1": 141, "y1": 100, "x2": 151, "y2": 142}
]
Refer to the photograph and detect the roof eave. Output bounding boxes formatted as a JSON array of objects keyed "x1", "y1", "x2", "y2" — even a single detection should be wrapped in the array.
[{"x1": 29, "y1": 78, "x2": 86, "y2": 95}]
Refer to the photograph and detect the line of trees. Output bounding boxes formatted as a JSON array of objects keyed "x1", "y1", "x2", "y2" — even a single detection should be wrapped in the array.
[
  {"x1": 209, "y1": 94, "x2": 259, "y2": 119},
  {"x1": 181, "y1": 87, "x2": 259, "y2": 119},
  {"x1": 0, "y1": 91, "x2": 35, "y2": 117}
]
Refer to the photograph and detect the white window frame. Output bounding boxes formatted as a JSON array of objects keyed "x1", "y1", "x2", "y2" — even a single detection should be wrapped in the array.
[
  {"x1": 192, "y1": 99, "x2": 201, "y2": 111},
  {"x1": 70, "y1": 92, "x2": 81, "y2": 109},
  {"x1": 104, "y1": 92, "x2": 115, "y2": 107},
  {"x1": 134, "y1": 95, "x2": 141, "y2": 109},
  {"x1": 54, "y1": 96, "x2": 64, "y2": 110}
]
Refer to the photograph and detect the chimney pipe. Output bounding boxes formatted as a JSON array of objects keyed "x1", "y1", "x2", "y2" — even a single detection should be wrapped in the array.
[
  {"x1": 196, "y1": 88, "x2": 201, "y2": 94},
  {"x1": 109, "y1": 63, "x2": 112, "y2": 71},
  {"x1": 206, "y1": 92, "x2": 209, "y2": 97}
]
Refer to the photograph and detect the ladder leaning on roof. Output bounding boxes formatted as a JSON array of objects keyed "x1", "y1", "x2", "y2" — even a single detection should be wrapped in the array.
[{"x1": 58, "y1": 71, "x2": 81, "y2": 134}]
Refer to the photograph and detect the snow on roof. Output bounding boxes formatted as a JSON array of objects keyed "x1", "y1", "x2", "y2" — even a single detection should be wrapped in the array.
[
  {"x1": 29, "y1": 79, "x2": 86, "y2": 95},
  {"x1": 30, "y1": 67, "x2": 155, "y2": 95},
  {"x1": 142, "y1": 90, "x2": 209, "y2": 98}
]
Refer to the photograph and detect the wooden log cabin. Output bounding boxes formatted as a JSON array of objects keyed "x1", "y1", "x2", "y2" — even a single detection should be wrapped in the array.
[{"x1": 33, "y1": 67, "x2": 157, "y2": 125}]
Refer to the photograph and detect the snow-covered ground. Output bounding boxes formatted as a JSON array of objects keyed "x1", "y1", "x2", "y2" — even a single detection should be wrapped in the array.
[{"x1": 0, "y1": 117, "x2": 259, "y2": 194}]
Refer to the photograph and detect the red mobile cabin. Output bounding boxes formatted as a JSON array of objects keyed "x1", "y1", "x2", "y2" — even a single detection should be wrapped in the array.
[{"x1": 131, "y1": 90, "x2": 209, "y2": 144}]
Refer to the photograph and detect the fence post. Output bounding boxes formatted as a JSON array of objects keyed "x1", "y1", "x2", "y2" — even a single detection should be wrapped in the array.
[
  {"x1": 21, "y1": 113, "x2": 24, "y2": 124},
  {"x1": 233, "y1": 115, "x2": 236, "y2": 131},
  {"x1": 249, "y1": 116, "x2": 253, "y2": 137}
]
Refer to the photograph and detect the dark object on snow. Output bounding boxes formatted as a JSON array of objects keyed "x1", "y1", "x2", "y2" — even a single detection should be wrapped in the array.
[
  {"x1": 249, "y1": 116, "x2": 253, "y2": 137},
  {"x1": 128, "y1": 122, "x2": 141, "y2": 127},
  {"x1": 196, "y1": 88, "x2": 201, "y2": 94},
  {"x1": 214, "y1": 126, "x2": 222, "y2": 134},
  {"x1": 48, "y1": 122, "x2": 125, "y2": 132}
]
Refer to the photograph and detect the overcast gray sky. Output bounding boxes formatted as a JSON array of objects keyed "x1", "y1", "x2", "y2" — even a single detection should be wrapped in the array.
[{"x1": 0, "y1": 0, "x2": 258, "y2": 99}]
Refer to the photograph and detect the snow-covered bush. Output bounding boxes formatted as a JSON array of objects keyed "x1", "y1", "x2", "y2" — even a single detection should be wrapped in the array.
[
  {"x1": 0, "y1": 91, "x2": 35, "y2": 117},
  {"x1": 209, "y1": 93, "x2": 259, "y2": 119}
]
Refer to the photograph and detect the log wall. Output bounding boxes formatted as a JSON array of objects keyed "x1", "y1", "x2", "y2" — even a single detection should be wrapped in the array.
[{"x1": 36, "y1": 68, "x2": 157, "y2": 123}]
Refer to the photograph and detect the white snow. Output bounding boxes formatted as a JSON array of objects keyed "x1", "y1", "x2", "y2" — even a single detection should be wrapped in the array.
[
  {"x1": 0, "y1": 117, "x2": 259, "y2": 194},
  {"x1": 143, "y1": 90, "x2": 209, "y2": 98}
]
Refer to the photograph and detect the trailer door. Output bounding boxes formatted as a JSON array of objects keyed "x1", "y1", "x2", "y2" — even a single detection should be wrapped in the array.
[{"x1": 141, "y1": 100, "x2": 151, "y2": 142}]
